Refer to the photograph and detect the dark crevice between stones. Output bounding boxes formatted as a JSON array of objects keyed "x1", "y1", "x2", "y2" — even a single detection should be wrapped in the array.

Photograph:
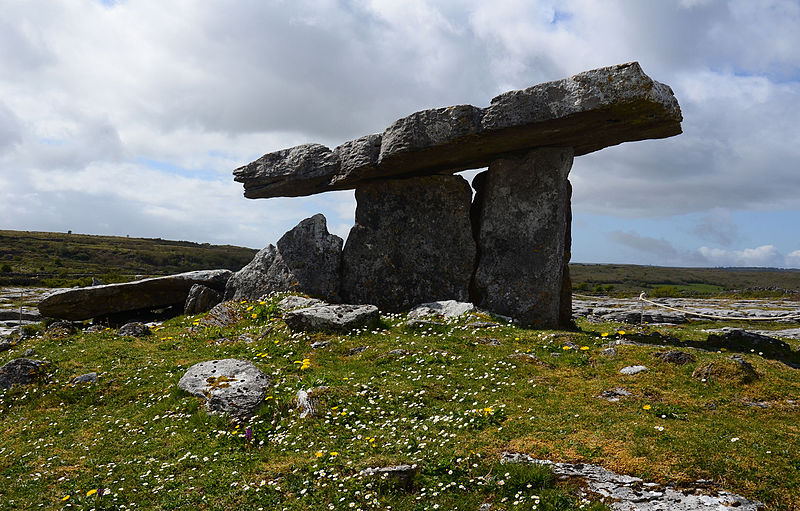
[{"x1": 468, "y1": 170, "x2": 488, "y2": 308}]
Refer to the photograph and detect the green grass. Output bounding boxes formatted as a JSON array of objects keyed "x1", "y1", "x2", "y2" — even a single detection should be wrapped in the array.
[{"x1": 1, "y1": 295, "x2": 799, "y2": 510}]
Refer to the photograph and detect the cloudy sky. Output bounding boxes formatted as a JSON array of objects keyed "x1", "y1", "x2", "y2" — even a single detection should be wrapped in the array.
[{"x1": 1, "y1": 0, "x2": 799, "y2": 268}]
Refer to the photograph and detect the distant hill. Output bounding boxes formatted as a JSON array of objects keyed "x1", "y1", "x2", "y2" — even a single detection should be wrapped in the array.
[
  {"x1": 570, "y1": 262, "x2": 800, "y2": 298},
  {"x1": 0, "y1": 230, "x2": 258, "y2": 287},
  {"x1": 2, "y1": 229, "x2": 799, "y2": 296}
]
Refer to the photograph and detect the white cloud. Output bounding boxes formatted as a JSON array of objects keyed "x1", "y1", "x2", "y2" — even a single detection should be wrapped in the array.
[{"x1": 698, "y1": 245, "x2": 784, "y2": 267}]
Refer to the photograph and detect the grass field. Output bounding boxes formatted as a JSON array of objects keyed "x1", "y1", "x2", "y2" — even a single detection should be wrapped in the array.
[{"x1": 1, "y1": 294, "x2": 798, "y2": 510}]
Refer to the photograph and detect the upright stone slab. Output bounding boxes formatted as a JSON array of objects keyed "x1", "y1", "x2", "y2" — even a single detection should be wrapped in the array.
[
  {"x1": 341, "y1": 175, "x2": 476, "y2": 312},
  {"x1": 471, "y1": 147, "x2": 573, "y2": 328}
]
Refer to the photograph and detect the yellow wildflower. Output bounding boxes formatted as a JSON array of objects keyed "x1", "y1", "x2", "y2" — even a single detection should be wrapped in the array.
[
  {"x1": 643, "y1": 405, "x2": 651, "y2": 410},
  {"x1": 61, "y1": 495, "x2": 71, "y2": 501},
  {"x1": 86, "y1": 489, "x2": 97, "y2": 497}
]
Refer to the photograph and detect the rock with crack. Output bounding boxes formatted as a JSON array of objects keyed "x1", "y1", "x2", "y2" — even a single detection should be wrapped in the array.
[
  {"x1": 234, "y1": 62, "x2": 681, "y2": 198},
  {"x1": 284, "y1": 303, "x2": 379, "y2": 333},
  {"x1": 225, "y1": 214, "x2": 343, "y2": 302},
  {"x1": 38, "y1": 270, "x2": 231, "y2": 321},
  {"x1": 341, "y1": 175, "x2": 475, "y2": 312},
  {"x1": 178, "y1": 359, "x2": 270, "y2": 417}
]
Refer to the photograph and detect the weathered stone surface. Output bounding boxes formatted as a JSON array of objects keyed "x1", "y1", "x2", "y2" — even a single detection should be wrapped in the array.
[
  {"x1": 234, "y1": 143, "x2": 341, "y2": 199},
  {"x1": 118, "y1": 322, "x2": 150, "y2": 337},
  {"x1": 225, "y1": 214, "x2": 342, "y2": 302},
  {"x1": 38, "y1": 270, "x2": 232, "y2": 321},
  {"x1": 0, "y1": 358, "x2": 46, "y2": 389},
  {"x1": 178, "y1": 359, "x2": 270, "y2": 416},
  {"x1": 341, "y1": 175, "x2": 476, "y2": 312},
  {"x1": 653, "y1": 350, "x2": 696, "y2": 365},
  {"x1": 184, "y1": 284, "x2": 222, "y2": 315},
  {"x1": 235, "y1": 62, "x2": 681, "y2": 198},
  {"x1": 284, "y1": 304, "x2": 379, "y2": 333},
  {"x1": 407, "y1": 300, "x2": 476, "y2": 320},
  {"x1": 357, "y1": 464, "x2": 418, "y2": 491},
  {"x1": 72, "y1": 372, "x2": 98, "y2": 384},
  {"x1": 278, "y1": 295, "x2": 323, "y2": 310},
  {"x1": 502, "y1": 453, "x2": 764, "y2": 511},
  {"x1": 598, "y1": 387, "x2": 632, "y2": 402},
  {"x1": 471, "y1": 148, "x2": 573, "y2": 328}
]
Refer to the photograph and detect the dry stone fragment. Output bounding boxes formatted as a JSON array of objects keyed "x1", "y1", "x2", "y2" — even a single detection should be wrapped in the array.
[{"x1": 178, "y1": 359, "x2": 270, "y2": 417}]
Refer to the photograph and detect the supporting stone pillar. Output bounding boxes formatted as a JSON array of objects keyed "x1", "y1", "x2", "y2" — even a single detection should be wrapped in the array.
[
  {"x1": 471, "y1": 147, "x2": 573, "y2": 328},
  {"x1": 341, "y1": 175, "x2": 476, "y2": 312}
]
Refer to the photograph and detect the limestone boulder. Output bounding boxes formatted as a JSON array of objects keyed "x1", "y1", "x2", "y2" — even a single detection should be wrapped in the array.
[
  {"x1": 407, "y1": 300, "x2": 476, "y2": 320},
  {"x1": 341, "y1": 175, "x2": 476, "y2": 312},
  {"x1": 184, "y1": 284, "x2": 222, "y2": 315},
  {"x1": 178, "y1": 359, "x2": 270, "y2": 416},
  {"x1": 225, "y1": 214, "x2": 342, "y2": 302},
  {"x1": 0, "y1": 358, "x2": 46, "y2": 389},
  {"x1": 118, "y1": 322, "x2": 150, "y2": 337},
  {"x1": 284, "y1": 303, "x2": 379, "y2": 333},
  {"x1": 471, "y1": 147, "x2": 573, "y2": 328},
  {"x1": 38, "y1": 270, "x2": 232, "y2": 321}
]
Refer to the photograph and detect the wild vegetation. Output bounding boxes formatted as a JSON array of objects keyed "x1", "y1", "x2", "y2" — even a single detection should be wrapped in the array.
[
  {"x1": 0, "y1": 230, "x2": 256, "y2": 287},
  {"x1": 1, "y1": 294, "x2": 798, "y2": 510}
]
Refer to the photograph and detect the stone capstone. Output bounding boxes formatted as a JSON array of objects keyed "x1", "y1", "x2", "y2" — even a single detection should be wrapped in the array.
[
  {"x1": 283, "y1": 303, "x2": 379, "y2": 333},
  {"x1": 0, "y1": 358, "x2": 46, "y2": 389},
  {"x1": 38, "y1": 270, "x2": 232, "y2": 321},
  {"x1": 225, "y1": 214, "x2": 342, "y2": 302},
  {"x1": 178, "y1": 359, "x2": 270, "y2": 416},
  {"x1": 341, "y1": 175, "x2": 476, "y2": 312},
  {"x1": 184, "y1": 284, "x2": 222, "y2": 315},
  {"x1": 235, "y1": 62, "x2": 681, "y2": 198},
  {"x1": 471, "y1": 147, "x2": 573, "y2": 328}
]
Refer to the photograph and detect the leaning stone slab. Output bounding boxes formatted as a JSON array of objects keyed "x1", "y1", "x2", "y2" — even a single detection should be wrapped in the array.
[
  {"x1": 38, "y1": 270, "x2": 232, "y2": 321},
  {"x1": 235, "y1": 62, "x2": 681, "y2": 198},
  {"x1": 178, "y1": 359, "x2": 270, "y2": 416},
  {"x1": 225, "y1": 214, "x2": 343, "y2": 302},
  {"x1": 184, "y1": 284, "x2": 222, "y2": 315},
  {"x1": 0, "y1": 358, "x2": 46, "y2": 389},
  {"x1": 284, "y1": 303, "x2": 379, "y2": 333},
  {"x1": 471, "y1": 147, "x2": 573, "y2": 328},
  {"x1": 341, "y1": 175, "x2": 476, "y2": 312},
  {"x1": 502, "y1": 453, "x2": 764, "y2": 510}
]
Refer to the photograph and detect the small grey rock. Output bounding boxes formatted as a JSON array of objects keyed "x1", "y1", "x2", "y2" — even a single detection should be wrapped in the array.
[
  {"x1": 118, "y1": 322, "x2": 150, "y2": 337},
  {"x1": 653, "y1": 350, "x2": 696, "y2": 365},
  {"x1": 598, "y1": 387, "x2": 632, "y2": 402},
  {"x1": 22, "y1": 348, "x2": 34, "y2": 357},
  {"x1": 357, "y1": 464, "x2": 418, "y2": 491},
  {"x1": 477, "y1": 338, "x2": 502, "y2": 346},
  {"x1": 310, "y1": 340, "x2": 329, "y2": 349},
  {"x1": 465, "y1": 321, "x2": 500, "y2": 329},
  {"x1": 348, "y1": 346, "x2": 370, "y2": 356},
  {"x1": 72, "y1": 372, "x2": 98, "y2": 384}
]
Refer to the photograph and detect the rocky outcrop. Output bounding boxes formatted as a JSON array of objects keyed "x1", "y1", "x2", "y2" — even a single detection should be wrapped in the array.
[
  {"x1": 235, "y1": 62, "x2": 681, "y2": 198},
  {"x1": 225, "y1": 214, "x2": 342, "y2": 302},
  {"x1": 471, "y1": 148, "x2": 573, "y2": 328},
  {"x1": 178, "y1": 359, "x2": 270, "y2": 416},
  {"x1": 341, "y1": 175, "x2": 475, "y2": 312},
  {"x1": 502, "y1": 453, "x2": 764, "y2": 510},
  {"x1": 284, "y1": 303, "x2": 379, "y2": 333},
  {"x1": 38, "y1": 270, "x2": 231, "y2": 321}
]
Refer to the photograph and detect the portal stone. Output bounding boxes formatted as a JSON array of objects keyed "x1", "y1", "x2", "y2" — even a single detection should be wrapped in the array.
[
  {"x1": 471, "y1": 147, "x2": 573, "y2": 328},
  {"x1": 341, "y1": 175, "x2": 476, "y2": 312}
]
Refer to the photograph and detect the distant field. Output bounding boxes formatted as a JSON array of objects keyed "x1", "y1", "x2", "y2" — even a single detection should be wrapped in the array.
[
  {"x1": 570, "y1": 263, "x2": 800, "y2": 298},
  {"x1": 0, "y1": 230, "x2": 257, "y2": 287},
  {"x1": 3, "y1": 229, "x2": 800, "y2": 296}
]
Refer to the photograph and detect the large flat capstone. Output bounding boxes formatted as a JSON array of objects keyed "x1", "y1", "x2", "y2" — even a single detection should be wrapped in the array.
[
  {"x1": 38, "y1": 270, "x2": 232, "y2": 321},
  {"x1": 235, "y1": 62, "x2": 681, "y2": 198}
]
